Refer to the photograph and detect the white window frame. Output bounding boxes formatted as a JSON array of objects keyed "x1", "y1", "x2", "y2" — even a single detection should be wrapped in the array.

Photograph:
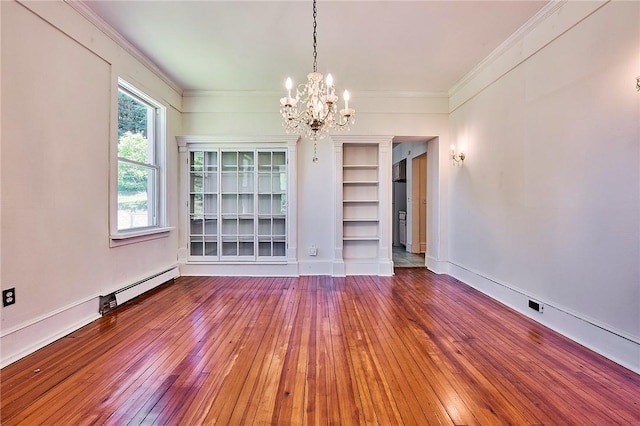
[{"x1": 110, "y1": 78, "x2": 171, "y2": 246}]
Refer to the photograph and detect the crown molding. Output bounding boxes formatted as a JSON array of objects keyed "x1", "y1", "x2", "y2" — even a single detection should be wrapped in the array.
[
  {"x1": 183, "y1": 90, "x2": 448, "y2": 99},
  {"x1": 448, "y1": 0, "x2": 567, "y2": 98},
  {"x1": 66, "y1": 1, "x2": 183, "y2": 95},
  {"x1": 183, "y1": 90, "x2": 280, "y2": 98},
  {"x1": 354, "y1": 91, "x2": 449, "y2": 99}
]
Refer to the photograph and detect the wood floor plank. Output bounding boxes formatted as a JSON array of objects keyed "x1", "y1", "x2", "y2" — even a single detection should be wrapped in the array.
[
  {"x1": 366, "y1": 273, "x2": 481, "y2": 425},
  {"x1": 315, "y1": 276, "x2": 341, "y2": 425},
  {"x1": 249, "y1": 279, "x2": 300, "y2": 425},
  {"x1": 349, "y1": 275, "x2": 454, "y2": 425},
  {"x1": 182, "y1": 277, "x2": 283, "y2": 425},
  {"x1": 2, "y1": 269, "x2": 640, "y2": 425},
  {"x1": 346, "y1": 276, "x2": 420, "y2": 425},
  {"x1": 324, "y1": 277, "x2": 367, "y2": 425},
  {"x1": 271, "y1": 276, "x2": 314, "y2": 425}
]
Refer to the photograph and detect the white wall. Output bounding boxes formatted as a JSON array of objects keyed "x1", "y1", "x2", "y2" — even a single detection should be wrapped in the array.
[
  {"x1": 447, "y1": 0, "x2": 640, "y2": 372},
  {"x1": 182, "y1": 93, "x2": 450, "y2": 274},
  {"x1": 0, "y1": 0, "x2": 181, "y2": 367}
]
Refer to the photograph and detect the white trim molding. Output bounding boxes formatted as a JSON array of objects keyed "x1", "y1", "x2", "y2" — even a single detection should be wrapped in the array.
[
  {"x1": 1, "y1": 296, "x2": 100, "y2": 368},
  {"x1": 447, "y1": 260, "x2": 640, "y2": 374},
  {"x1": 448, "y1": 0, "x2": 608, "y2": 111},
  {"x1": 426, "y1": 255, "x2": 448, "y2": 275},
  {"x1": 110, "y1": 226, "x2": 174, "y2": 247},
  {"x1": 180, "y1": 262, "x2": 299, "y2": 278},
  {"x1": 65, "y1": 0, "x2": 183, "y2": 95},
  {"x1": 1, "y1": 266, "x2": 179, "y2": 368}
]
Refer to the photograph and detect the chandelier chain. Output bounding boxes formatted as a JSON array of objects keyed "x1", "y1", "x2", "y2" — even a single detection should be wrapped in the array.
[
  {"x1": 279, "y1": 0, "x2": 355, "y2": 153},
  {"x1": 312, "y1": 0, "x2": 318, "y2": 72}
]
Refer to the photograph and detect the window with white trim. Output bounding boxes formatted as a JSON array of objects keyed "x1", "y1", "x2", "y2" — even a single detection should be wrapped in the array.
[{"x1": 116, "y1": 80, "x2": 166, "y2": 233}]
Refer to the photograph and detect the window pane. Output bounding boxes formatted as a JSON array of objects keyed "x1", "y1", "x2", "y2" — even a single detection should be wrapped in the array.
[
  {"x1": 273, "y1": 152, "x2": 286, "y2": 169},
  {"x1": 117, "y1": 130, "x2": 151, "y2": 163},
  {"x1": 190, "y1": 193, "x2": 203, "y2": 215},
  {"x1": 258, "y1": 152, "x2": 271, "y2": 168},
  {"x1": 190, "y1": 173, "x2": 203, "y2": 192},
  {"x1": 205, "y1": 152, "x2": 217, "y2": 171},
  {"x1": 191, "y1": 151, "x2": 203, "y2": 171},
  {"x1": 117, "y1": 90, "x2": 154, "y2": 163},
  {"x1": 190, "y1": 238, "x2": 204, "y2": 256},
  {"x1": 190, "y1": 218, "x2": 203, "y2": 235},
  {"x1": 117, "y1": 161, "x2": 156, "y2": 230}
]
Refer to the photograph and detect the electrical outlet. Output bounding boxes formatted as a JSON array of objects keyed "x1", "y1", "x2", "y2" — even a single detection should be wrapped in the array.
[
  {"x1": 308, "y1": 245, "x2": 318, "y2": 256},
  {"x1": 528, "y1": 299, "x2": 543, "y2": 313},
  {"x1": 3, "y1": 288, "x2": 16, "y2": 307}
]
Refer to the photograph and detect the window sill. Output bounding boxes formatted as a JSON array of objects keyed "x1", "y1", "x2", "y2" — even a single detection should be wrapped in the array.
[{"x1": 110, "y1": 226, "x2": 174, "y2": 247}]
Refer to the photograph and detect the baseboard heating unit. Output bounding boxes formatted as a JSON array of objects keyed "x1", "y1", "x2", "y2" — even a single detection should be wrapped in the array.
[{"x1": 99, "y1": 266, "x2": 178, "y2": 315}]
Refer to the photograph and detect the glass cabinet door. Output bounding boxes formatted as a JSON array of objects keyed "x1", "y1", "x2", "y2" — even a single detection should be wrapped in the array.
[
  {"x1": 257, "y1": 151, "x2": 287, "y2": 258},
  {"x1": 189, "y1": 151, "x2": 218, "y2": 258},
  {"x1": 220, "y1": 151, "x2": 255, "y2": 259},
  {"x1": 188, "y1": 149, "x2": 286, "y2": 261}
]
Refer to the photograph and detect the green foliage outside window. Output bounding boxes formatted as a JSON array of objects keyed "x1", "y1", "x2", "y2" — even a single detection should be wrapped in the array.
[
  {"x1": 118, "y1": 90, "x2": 152, "y2": 196},
  {"x1": 118, "y1": 91, "x2": 147, "y2": 139},
  {"x1": 118, "y1": 132, "x2": 150, "y2": 195}
]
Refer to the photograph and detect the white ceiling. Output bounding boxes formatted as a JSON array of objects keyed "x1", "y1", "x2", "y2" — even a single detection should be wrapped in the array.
[{"x1": 83, "y1": 0, "x2": 547, "y2": 94}]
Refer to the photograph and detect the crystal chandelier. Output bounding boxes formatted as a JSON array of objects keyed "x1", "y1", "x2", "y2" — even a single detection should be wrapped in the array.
[{"x1": 280, "y1": 0, "x2": 355, "y2": 162}]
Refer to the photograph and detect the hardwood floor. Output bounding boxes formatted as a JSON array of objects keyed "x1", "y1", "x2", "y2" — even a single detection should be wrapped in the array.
[{"x1": 2, "y1": 270, "x2": 639, "y2": 425}]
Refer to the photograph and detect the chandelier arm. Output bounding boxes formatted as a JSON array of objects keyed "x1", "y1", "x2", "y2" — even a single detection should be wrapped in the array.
[
  {"x1": 334, "y1": 116, "x2": 353, "y2": 128},
  {"x1": 296, "y1": 82, "x2": 307, "y2": 98},
  {"x1": 316, "y1": 102, "x2": 334, "y2": 124}
]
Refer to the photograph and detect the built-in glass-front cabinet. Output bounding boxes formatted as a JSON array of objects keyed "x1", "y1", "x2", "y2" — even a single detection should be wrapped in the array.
[{"x1": 188, "y1": 148, "x2": 287, "y2": 261}]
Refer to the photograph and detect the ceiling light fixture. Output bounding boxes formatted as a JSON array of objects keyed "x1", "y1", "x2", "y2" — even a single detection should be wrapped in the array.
[{"x1": 280, "y1": 0, "x2": 355, "y2": 162}]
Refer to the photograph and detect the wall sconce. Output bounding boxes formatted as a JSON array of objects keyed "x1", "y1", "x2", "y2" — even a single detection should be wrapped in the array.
[
  {"x1": 450, "y1": 144, "x2": 466, "y2": 165},
  {"x1": 636, "y1": 76, "x2": 640, "y2": 91}
]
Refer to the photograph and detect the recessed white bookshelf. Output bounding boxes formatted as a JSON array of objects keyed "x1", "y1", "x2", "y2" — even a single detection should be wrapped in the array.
[
  {"x1": 342, "y1": 239, "x2": 379, "y2": 259},
  {"x1": 333, "y1": 136, "x2": 393, "y2": 276},
  {"x1": 342, "y1": 143, "x2": 379, "y2": 262}
]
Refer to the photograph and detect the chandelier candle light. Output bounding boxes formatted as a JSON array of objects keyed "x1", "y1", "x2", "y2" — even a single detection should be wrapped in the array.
[{"x1": 280, "y1": 0, "x2": 355, "y2": 162}]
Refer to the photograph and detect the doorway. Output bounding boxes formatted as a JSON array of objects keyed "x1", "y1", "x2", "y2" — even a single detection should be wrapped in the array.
[
  {"x1": 391, "y1": 139, "x2": 429, "y2": 268},
  {"x1": 411, "y1": 153, "x2": 427, "y2": 254}
]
